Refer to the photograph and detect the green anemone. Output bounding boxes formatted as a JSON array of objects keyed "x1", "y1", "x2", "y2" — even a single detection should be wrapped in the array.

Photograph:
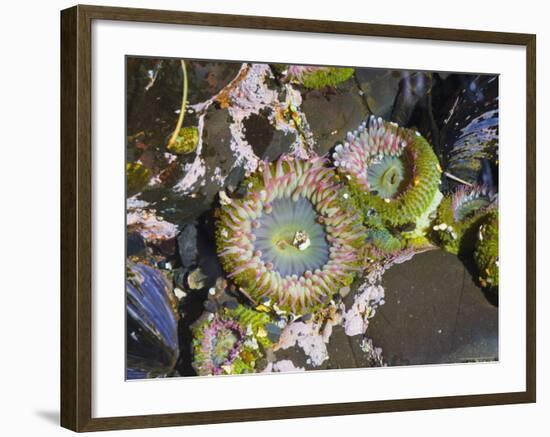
[
  {"x1": 474, "y1": 210, "x2": 499, "y2": 290},
  {"x1": 432, "y1": 185, "x2": 497, "y2": 256},
  {"x1": 364, "y1": 228, "x2": 404, "y2": 261},
  {"x1": 215, "y1": 154, "x2": 366, "y2": 315},
  {"x1": 191, "y1": 305, "x2": 274, "y2": 376},
  {"x1": 285, "y1": 65, "x2": 355, "y2": 89},
  {"x1": 333, "y1": 116, "x2": 442, "y2": 229}
]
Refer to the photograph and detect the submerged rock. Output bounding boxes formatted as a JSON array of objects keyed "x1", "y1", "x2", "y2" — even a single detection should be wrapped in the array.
[
  {"x1": 177, "y1": 224, "x2": 198, "y2": 268},
  {"x1": 367, "y1": 249, "x2": 498, "y2": 366}
]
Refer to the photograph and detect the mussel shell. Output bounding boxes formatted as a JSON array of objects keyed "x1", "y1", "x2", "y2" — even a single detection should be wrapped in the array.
[
  {"x1": 126, "y1": 262, "x2": 179, "y2": 379},
  {"x1": 439, "y1": 75, "x2": 499, "y2": 187}
]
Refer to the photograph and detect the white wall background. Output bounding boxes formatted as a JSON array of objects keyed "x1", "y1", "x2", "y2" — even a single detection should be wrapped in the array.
[{"x1": 0, "y1": 0, "x2": 546, "y2": 435}]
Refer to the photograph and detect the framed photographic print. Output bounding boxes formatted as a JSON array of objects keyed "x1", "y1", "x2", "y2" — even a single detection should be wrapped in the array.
[{"x1": 60, "y1": 4, "x2": 536, "y2": 432}]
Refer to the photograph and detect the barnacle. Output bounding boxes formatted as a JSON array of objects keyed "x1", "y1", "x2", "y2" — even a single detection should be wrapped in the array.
[{"x1": 215, "y1": 154, "x2": 366, "y2": 315}]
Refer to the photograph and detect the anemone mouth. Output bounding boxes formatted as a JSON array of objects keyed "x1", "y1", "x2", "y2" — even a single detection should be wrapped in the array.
[
  {"x1": 332, "y1": 116, "x2": 441, "y2": 226},
  {"x1": 209, "y1": 326, "x2": 240, "y2": 367},
  {"x1": 252, "y1": 197, "x2": 330, "y2": 277},
  {"x1": 366, "y1": 155, "x2": 410, "y2": 199},
  {"x1": 216, "y1": 155, "x2": 366, "y2": 314},
  {"x1": 452, "y1": 185, "x2": 497, "y2": 222}
]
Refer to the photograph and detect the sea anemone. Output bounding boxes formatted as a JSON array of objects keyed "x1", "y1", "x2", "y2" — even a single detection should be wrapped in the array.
[
  {"x1": 332, "y1": 116, "x2": 442, "y2": 229},
  {"x1": 191, "y1": 305, "x2": 275, "y2": 375},
  {"x1": 474, "y1": 210, "x2": 499, "y2": 290},
  {"x1": 364, "y1": 228, "x2": 404, "y2": 260},
  {"x1": 191, "y1": 315, "x2": 244, "y2": 376},
  {"x1": 126, "y1": 262, "x2": 179, "y2": 379},
  {"x1": 432, "y1": 185, "x2": 497, "y2": 255},
  {"x1": 216, "y1": 154, "x2": 366, "y2": 315},
  {"x1": 286, "y1": 65, "x2": 355, "y2": 89}
]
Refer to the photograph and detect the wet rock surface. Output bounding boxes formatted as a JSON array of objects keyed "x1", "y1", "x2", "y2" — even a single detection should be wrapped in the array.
[
  {"x1": 301, "y1": 80, "x2": 370, "y2": 155},
  {"x1": 368, "y1": 249, "x2": 498, "y2": 365},
  {"x1": 273, "y1": 249, "x2": 497, "y2": 371}
]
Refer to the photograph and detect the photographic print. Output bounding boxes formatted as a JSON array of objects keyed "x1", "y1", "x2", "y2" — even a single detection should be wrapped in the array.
[{"x1": 125, "y1": 58, "x2": 499, "y2": 380}]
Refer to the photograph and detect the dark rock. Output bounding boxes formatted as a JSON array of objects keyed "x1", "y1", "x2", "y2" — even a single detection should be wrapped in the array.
[
  {"x1": 262, "y1": 130, "x2": 295, "y2": 161},
  {"x1": 172, "y1": 267, "x2": 188, "y2": 290},
  {"x1": 301, "y1": 80, "x2": 370, "y2": 155},
  {"x1": 127, "y1": 232, "x2": 146, "y2": 256},
  {"x1": 355, "y1": 69, "x2": 404, "y2": 120},
  {"x1": 177, "y1": 224, "x2": 198, "y2": 268},
  {"x1": 391, "y1": 72, "x2": 432, "y2": 126},
  {"x1": 324, "y1": 326, "x2": 357, "y2": 369},
  {"x1": 187, "y1": 61, "x2": 241, "y2": 103},
  {"x1": 157, "y1": 237, "x2": 176, "y2": 257},
  {"x1": 242, "y1": 110, "x2": 275, "y2": 157},
  {"x1": 367, "y1": 249, "x2": 498, "y2": 366},
  {"x1": 225, "y1": 165, "x2": 247, "y2": 193},
  {"x1": 204, "y1": 300, "x2": 218, "y2": 313},
  {"x1": 265, "y1": 323, "x2": 282, "y2": 343}
]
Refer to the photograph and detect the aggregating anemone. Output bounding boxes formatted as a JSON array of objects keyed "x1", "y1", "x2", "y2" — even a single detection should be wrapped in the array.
[
  {"x1": 332, "y1": 116, "x2": 442, "y2": 230},
  {"x1": 192, "y1": 315, "x2": 244, "y2": 376},
  {"x1": 474, "y1": 210, "x2": 499, "y2": 290},
  {"x1": 191, "y1": 305, "x2": 274, "y2": 375},
  {"x1": 215, "y1": 154, "x2": 366, "y2": 315},
  {"x1": 285, "y1": 65, "x2": 355, "y2": 89},
  {"x1": 432, "y1": 185, "x2": 497, "y2": 255}
]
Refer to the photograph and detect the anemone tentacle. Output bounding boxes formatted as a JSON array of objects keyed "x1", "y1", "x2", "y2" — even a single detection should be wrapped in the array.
[{"x1": 216, "y1": 154, "x2": 366, "y2": 315}]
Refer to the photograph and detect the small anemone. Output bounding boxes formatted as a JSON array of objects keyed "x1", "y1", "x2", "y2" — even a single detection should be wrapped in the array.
[
  {"x1": 332, "y1": 116, "x2": 442, "y2": 228},
  {"x1": 192, "y1": 315, "x2": 244, "y2": 376},
  {"x1": 191, "y1": 305, "x2": 274, "y2": 376},
  {"x1": 286, "y1": 65, "x2": 355, "y2": 89},
  {"x1": 365, "y1": 228, "x2": 404, "y2": 261},
  {"x1": 216, "y1": 154, "x2": 366, "y2": 315},
  {"x1": 474, "y1": 210, "x2": 499, "y2": 290},
  {"x1": 433, "y1": 185, "x2": 497, "y2": 255}
]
